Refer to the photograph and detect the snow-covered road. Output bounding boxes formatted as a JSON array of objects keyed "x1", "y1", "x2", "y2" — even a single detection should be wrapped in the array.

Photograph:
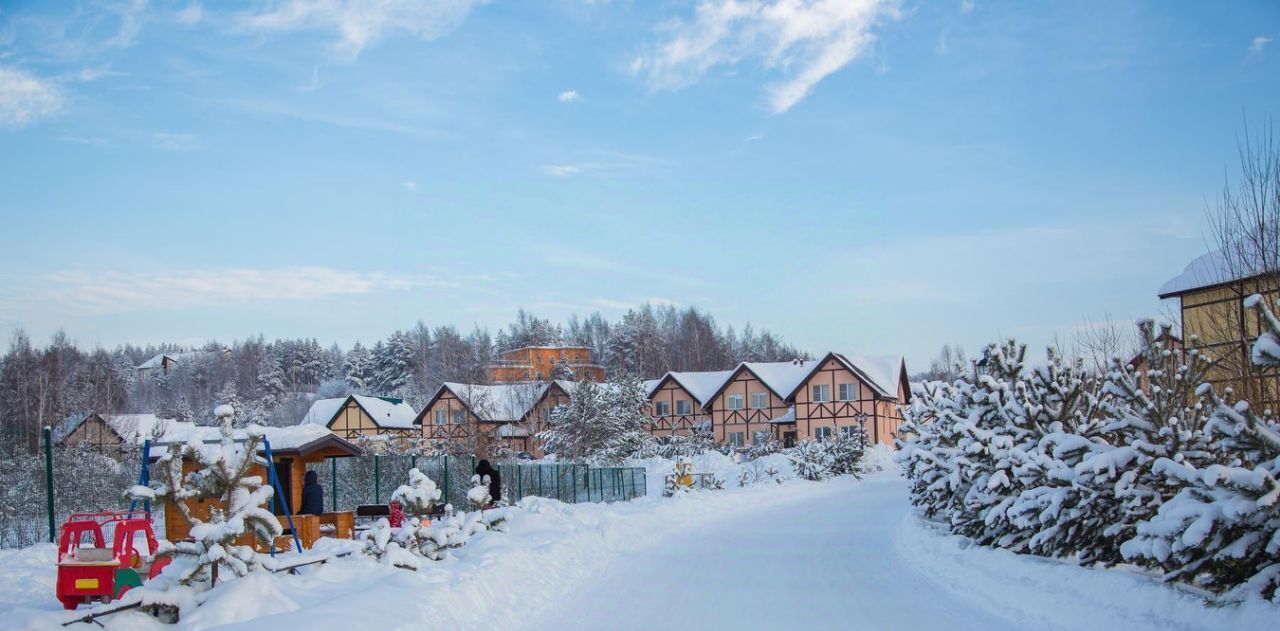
[
  {"x1": 5, "y1": 472, "x2": 1273, "y2": 630},
  {"x1": 524, "y1": 475, "x2": 1013, "y2": 630}
]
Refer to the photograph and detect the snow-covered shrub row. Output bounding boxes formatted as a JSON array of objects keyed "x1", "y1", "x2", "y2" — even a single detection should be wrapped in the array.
[
  {"x1": 361, "y1": 468, "x2": 509, "y2": 569},
  {"x1": 896, "y1": 312, "x2": 1280, "y2": 604}
]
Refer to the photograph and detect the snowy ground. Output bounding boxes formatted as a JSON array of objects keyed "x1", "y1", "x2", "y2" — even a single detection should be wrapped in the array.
[{"x1": 3, "y1": 471, "x2": 1275, "y2": 630}]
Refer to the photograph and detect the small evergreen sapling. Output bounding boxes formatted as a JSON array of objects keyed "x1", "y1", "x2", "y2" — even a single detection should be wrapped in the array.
[{"x1": 135, "y1": 404, "x2": 281, "y2": 587}]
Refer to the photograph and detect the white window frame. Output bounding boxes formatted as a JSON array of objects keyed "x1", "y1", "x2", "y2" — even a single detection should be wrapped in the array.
[
  {"x1": 451, "y1": 410, "x2": 466, "y2": 424},
  {"x1": 727, "y1": 394, "x2": 745, "y2": 410},
  {"x1": 655, "y1": 400, "x2": 671, "y2": 416},
  {"x1": 815, "y1": 426, "x2": 832, "y2": 441},
  {"x1": 839, "y1": 383, "x2": 857, "y2": 401},
  {"x1": 728, "y1": 432, "x2": 745, "y2": 447},
  {"x1": 840, "y1": 426, "x2": 855, "y2": 438},
  {"x1": 676, "y1": 399, "x2": 693, "y2": 415},
  {"x1": 812, "y1": 384, "x2": 831, "y2": 403},
  {"x1": 434, "y1": 409, "x2": 447, "y2": 426},
  {"x1": 750, "y1": 391, "x2": 768, "y2": 409}
]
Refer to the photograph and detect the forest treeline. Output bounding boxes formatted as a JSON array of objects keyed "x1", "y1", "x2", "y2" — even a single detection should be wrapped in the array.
[{"x1": 0, "y1": 303, "x2": 805, "y2": 452}]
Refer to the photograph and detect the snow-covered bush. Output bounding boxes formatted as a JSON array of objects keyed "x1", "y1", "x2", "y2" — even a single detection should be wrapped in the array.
[
  {"x1": 538, "y1": 375, "x2": 654, "y2": 463},
  {"x1": 898, "y1": 311, "x2": 1280, "y2": 603},
  {"x1": 361, "y1": 468, "x2": 508, "y2": 568},
  {"x1": 468, "y1": 474, "x2": 492, "y2": 508},
  {"x1": 135, "y1": 405, "x2": 281, "y2": 586},
  {"x1": 390, "y1": 467, "x2": 441, "y2": 517}
]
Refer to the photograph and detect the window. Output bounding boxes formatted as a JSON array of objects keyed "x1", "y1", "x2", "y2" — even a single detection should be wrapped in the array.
[
  {"x1": 452, "y1": 410, "x2": 466, "y2": 424},
  {"x1": 750, "y1": 392, "x2": 768, "y2": 409},
  {"x1": 655, "y1": 400, "x2": 671, "y2": 416},
  {"x1": 752, "y1": 431, "x2": 770, "y2": 446},
  {"x1": 542, "y1": 407, "x2": 553, "y2": 423},
  {"x1": 676, "y1": 399, "x2": 693, "y2": 415},
  {"x1": 815, "y1": 427, "x2": 832, "y2": 441},
  {"x1": 840, "y1": 426, "x2": 855, "y2": 439},
  {"x1": 728, "y1": 432, "x2": 745, "y2": 447},
  {"x1": 812, "y1": 384, "x2": 831, "y2": 402},
  {"x1": 727, "y1": 394, "x2": 745, "y2": 410},
  {"x1": 839, "y1": 383, "x2": 857, "y2": 401},
  {"x1": 434, "y1": 409, "x2": 447, "y2": 426}
]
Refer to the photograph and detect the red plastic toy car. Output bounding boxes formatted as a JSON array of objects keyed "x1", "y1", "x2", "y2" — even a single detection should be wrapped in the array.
[{"x1": 55, "y1": 511, "x2": 170, "y2": 610}]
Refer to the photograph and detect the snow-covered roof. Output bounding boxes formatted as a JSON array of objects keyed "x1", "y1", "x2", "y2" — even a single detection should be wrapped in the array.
[
  {"x1": 441, "y1": 383, "x2": 548, "y2": 422},
  {"x1": 1158, "y1": 244, "x2": 1275, "y2": 298},
  {"x1": 769, "y1": 406, "x2": 797, "y2": 424},
  {"x1": 55, "y1": 413, "x2": 194, "y2": 445},
  {"x1": 650, "y1": 370, "x2": 736, "y2": 405},
  {"x1": 147, "y1": 424, "x2": 356, "y2": 459},
  {"x1": 136, "y1": 350, "x2": 222, "y2": 371},
  {"x1": 741, "y1": 360, "x2": 819, "y2": 399},
  {"x1": 835, "y1": 354, "x2": 905, "y2": 399},
  {"x1": 495, "y1": 424, "x2": 530, "y2": 437},
  {"x1": 301, "y1": 395, "x2": 418, "y2": 429}
]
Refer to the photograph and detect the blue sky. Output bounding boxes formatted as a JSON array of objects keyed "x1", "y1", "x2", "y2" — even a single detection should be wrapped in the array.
[{"x1": 0, "y1": 0, "x2": 1277, "y2": 369}]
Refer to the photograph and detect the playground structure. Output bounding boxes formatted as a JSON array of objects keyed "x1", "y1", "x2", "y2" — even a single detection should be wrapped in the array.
[
  {"x1": 152, "y1": 430, "x2": 364, "y2": 553},
  {"x1": 664, "y1": 460, "x2": 717, "y2": 495},
  {"x1": 54, "y1": 511, "x2": 169, "y2": 610}
]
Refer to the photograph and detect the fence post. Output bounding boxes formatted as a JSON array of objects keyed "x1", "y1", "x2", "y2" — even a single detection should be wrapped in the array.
[
  {"x1": 43, "y1": 426, "x2": 55, "y2": 543},
  {"x1": 571, "y1": 465, "x2": 578, "y2": 504},
  {"x1": 536, "y1": 465, "x2": 542, "y2": 497},
  {"x1": 330, "y1": 457, "x2": 338, "y2": 512},
  {"x1": 556, "y1": 465, "x2": 562, "y2": 501},
  {"x1": 443, "y1": 456, "x2": 449, "y2": 507},
  {"x1": 374, "y1": 455, "x2": 381, "y2": 504}
]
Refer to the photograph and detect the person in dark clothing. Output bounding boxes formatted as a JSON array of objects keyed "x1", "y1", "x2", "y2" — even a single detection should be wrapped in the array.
[
  {"x1": 475, "y1": 459, "x2": 502, "y2": 505},
  {"x1": 299, "y1": 469, "x2": 324, "y2": 515}
]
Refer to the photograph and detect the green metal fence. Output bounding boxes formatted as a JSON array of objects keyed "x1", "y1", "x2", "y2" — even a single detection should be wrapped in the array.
[
  {"x1": 305, "y1": 456, "x2": 647, "y2": 510},
  {"x1": 2, "y1": 432, "x2": 647, "y2": 549}
]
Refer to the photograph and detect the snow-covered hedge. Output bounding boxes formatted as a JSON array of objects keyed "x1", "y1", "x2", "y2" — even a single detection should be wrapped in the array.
[{"x1": 896, "y1": 312, "x2": 1280, "y2": 604}]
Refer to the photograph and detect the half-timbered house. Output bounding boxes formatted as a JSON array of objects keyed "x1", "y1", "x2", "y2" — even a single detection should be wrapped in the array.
[{"x1": 300, "y1": 394, "x2": 419, "y2": 441}]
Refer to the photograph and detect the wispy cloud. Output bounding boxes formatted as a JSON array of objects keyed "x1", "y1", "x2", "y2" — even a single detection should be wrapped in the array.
[
  {"x1": 236, "y1": 0, "x2": 490, "y2": 60},
  {"x1": 298, "y1": 65, "x2": 323, "y2": 92},
  {"x1": 959, "y1": 0, "x2": 975, "y2": 14},
  {"x1": 221, "y1": 97, "x2": 439, "y2": 137},
  {"x1": 0, "y1": 66, "x2": 64, "y2": 128},
  {"x1": 152, "y1": 131, "x2": 201, "y2": 151},
  {"x1": 402, "y1": 180, "x2": 418, "y2": 191},
  {"x1": 175, "y1": 2, "x2": 204, "y2": 26},
  {"x1": 634, "y1": 0, "x2": 901, "y2": 113},
  {"x1": 558, "y1": 89, "x2": 581, "y2": 103},
  {"x1": 1250, "y1": 36, "x2": 1272, "y2": 57},
  {"x1": 541, "y1": 163, "x2": 594, "y2": 177},
  {"x1": 6, "y1": 267, "x2": 463, "y2": 316}
]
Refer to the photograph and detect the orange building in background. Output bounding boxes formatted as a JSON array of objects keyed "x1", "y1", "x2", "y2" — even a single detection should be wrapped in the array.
[{"x1": 488, "y1": 345, "x2": 605, "y2": 383}]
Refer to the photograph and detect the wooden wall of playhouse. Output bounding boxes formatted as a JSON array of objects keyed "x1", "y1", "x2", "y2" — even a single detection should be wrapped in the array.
[{"x1": 162, "y1": 457, "x2": 306, "y2": 546}]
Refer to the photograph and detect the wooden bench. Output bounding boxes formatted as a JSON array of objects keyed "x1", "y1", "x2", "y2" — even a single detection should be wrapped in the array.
[{"x1": 317, "y1": 511, "x2": 355, "y2": 540}]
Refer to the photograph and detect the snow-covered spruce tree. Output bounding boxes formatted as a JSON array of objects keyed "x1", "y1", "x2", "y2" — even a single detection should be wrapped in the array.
[
  {"x1": 788, "y1": 440, "x2": 833, "y2": 481},
  {"x1": 537, "y1": 375, "x2": 653, "y2": 463},
  {"x1": 136, "y1": 405, "x2": 281, "y2": 586},
  {"x1": 343, "y1": 341, "x2": 373, "y2": 391},
  {"x1": 984, "y1": 346, "x2": 1111, "y2": 557},
  {"x1": 256, "y1": 353, "x2": 287, "y2": 410},
  {"x1": 827, "y1": 424, "x2": 867, "y2": 478},
  {"x1": 391, "y1": 467, "x2": 442, "y2": 518},
  {"x1": 213, "y1": 382, "x2": 245, "y2": 427},
  {"x1": 896, "y1": 377, "x2": 975, "y2": 520},
  {"x1": 1122, "y1": 298, "x2": 1280, "y2": 601},
  {"x1": 1067, "y1": 320, "x2": 1217, "y2": 565}
]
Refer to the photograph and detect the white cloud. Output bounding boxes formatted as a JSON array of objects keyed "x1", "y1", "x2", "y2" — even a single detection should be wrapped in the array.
[
  {"x1": 175, "y1": 2, "x2": 204, "y2": 25},
  {"x1": 0, "y1": 66, "x2": 64, "y2": 128},
  {"x1": 152, "y1": 131, "x2": 201, "y2": 151},
  {"x1": 960, "y1": 0, "x2": 975, "y2": 14},
  {"x1": 558, "y1": 89, "x2": 581, "y2": 103},
  {"x1": 1250, "y1": 36, "x2": 1272, "y2": 56},
  {"x1": 636, "y1": 0, "x2": 901, "y2": 113},
  {"x1": 12, "y1": 267, "x2": 459, "y2": 316},
  {"x1": 402, "y1": 180, "x2": 418, "y2": 191},
  {"x1": 541, "y1": 163, "x2": 590, "y2": 177},
  {"x1": 238, "y1": 0, "x2": 489, "y2": 59}
]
